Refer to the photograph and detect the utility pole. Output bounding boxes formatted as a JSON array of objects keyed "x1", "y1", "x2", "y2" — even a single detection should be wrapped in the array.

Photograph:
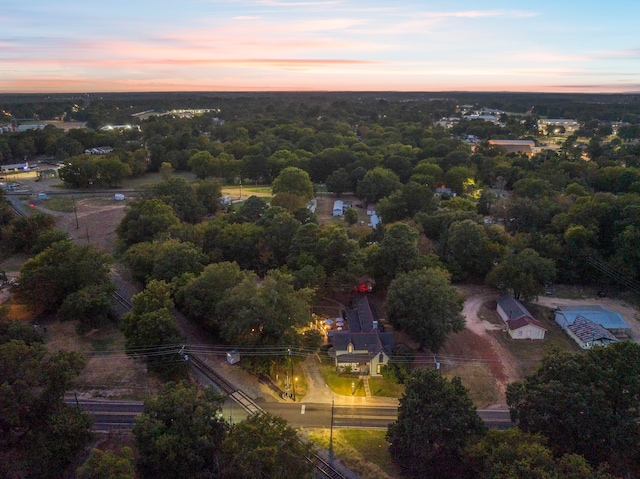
[
  {"x1": 329, "y1": 397, "x2": 335, "y2": 460},
  {"x1": 288, "y1": 347, "x2": 295, "y2": 401},
  {"x1": 72, "y1": 195, "x2": 79, "y2": 230}
]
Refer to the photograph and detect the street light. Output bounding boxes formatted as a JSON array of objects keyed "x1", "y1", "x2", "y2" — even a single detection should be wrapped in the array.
[{"x1": 294, "y1": 377, "x2": 298, "y2": 401}]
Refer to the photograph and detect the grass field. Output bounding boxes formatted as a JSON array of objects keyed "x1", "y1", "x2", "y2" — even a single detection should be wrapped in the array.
[
  {"x1": 444, "y1": 362, "x2": 500, "y2": 407},
  {"x1": 305, "y1": 429, "x2": 400, "y2": 479}
]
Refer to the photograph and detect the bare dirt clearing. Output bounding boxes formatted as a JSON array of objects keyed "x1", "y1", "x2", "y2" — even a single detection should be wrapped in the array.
[{"x1": 42, "y1": 196, "x2": 128, "y2": 254}]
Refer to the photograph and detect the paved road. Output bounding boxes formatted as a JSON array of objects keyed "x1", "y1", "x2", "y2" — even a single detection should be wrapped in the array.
[{"x1": 69, "y1": 398, "x2": 513, "y2": 431}]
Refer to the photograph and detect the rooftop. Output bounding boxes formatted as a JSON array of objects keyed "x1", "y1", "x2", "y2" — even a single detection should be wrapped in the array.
[
  {"x1": 567, "y1": 316, "x2": 618, "y2": 343},
  {"x1": 555, "y1": 305, "x2": 630, "y2": 330}
]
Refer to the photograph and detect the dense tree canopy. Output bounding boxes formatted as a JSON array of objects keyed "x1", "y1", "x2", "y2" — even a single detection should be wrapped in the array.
[
  {"x1": 507, "y1": 342, "x2": 640, "y2": 477},
  {"x1": 221, "y1": 413, "x2": 315, "y2": 479},
  {"x1": 466, "y1": 429, "x2": 614, "y2": 479},
  {"x1": 120, "y1": 280, "x2": 184, "y2": 374},
  {"x1": 117, "y1": 198, "x2": 181, "y2": 249},
  {"x1": 0, "y1": 340, "x2": 92, "y2": 479},
  {"x1": 17, "y1": 240, "x2": 114, "y2": 313},
  {"x1": 486, "y1": 248, "x2": 556, "y2": 301},
  {"x1": 134, "y1": 381, "x2": 227, "y2": 479}
]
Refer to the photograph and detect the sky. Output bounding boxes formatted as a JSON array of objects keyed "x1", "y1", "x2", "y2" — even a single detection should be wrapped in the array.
[{"x1": 1, "y1": 0, "x2": 639, "y2": 93}]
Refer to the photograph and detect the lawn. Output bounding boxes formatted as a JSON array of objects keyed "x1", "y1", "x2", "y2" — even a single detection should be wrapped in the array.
[
  {"x1": 443, "y1": 362, "x2": 500, "y2": 408},
  {"x1": 40, "y1": 196, "x2": 76, "y2": 212},
  {"x1": 368, "y1": 377, "x2": 405, "y2": 398},
  {"x1": 305, "y1": 429, "x2": 401, "y2": 479},
  {"x1": 319, "y1": 363, "x2": 367, "y2": 397}
]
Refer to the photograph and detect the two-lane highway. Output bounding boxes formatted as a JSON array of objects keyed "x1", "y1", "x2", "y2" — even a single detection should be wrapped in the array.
[
  {"x1": 67, "y1": 399, "x2": 144, "y2": 431},
  {"x1": 69, "y1": 398, "x2": 513, "y2": 431}
]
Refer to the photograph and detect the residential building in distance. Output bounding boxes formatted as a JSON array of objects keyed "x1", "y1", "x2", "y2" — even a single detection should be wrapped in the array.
[
  {"x1": 538, "y1": 119, "x2": 579, "y2": 135},
  {"x1": 488, "y1": 139, "x2": 536, "y2": 156}
]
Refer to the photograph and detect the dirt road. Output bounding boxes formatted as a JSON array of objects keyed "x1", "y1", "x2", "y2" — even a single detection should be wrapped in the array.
[{"x1": 455, "y1": 285, "x2": 519, "y2": 407}]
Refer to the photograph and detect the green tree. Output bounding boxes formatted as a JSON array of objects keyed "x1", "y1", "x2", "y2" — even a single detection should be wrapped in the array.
[
  {"x1": 446, "y1": 219, "x2": 503, "y2": 281},
  {"x1": 272, "y1": 166, "x2": 314, "y2": 201},
  {"x1": 387, "y1": 368, "x2": 486, "y2": 479},
  {"x1": 344, "y1": 207, "x2": 358, "y2": 225},
  {"x1": 188, "y1": 150, "x2": 216, "y2": 179},
  {"x1": 486, "y1": 248, "x2": 556, "y2": 301},
  {"x1": 57, "y1": 284, "x2": 115, "y2": 333},
  {"x1": 18, "y1": 240, "x2": 114, "y2": 313},
  {"x1": 76, "y1": 447, "x2": 136, "y2": 479},
  {"x1": 117, "y1": 198, "x2": 181, "y2": 249},
  {"x1": 356, "y1": 167, "x2": 402, "y2": 203},
  {"x1": 150, "y1": 239, "x2": 208, "y2": 283},
  {"x1": 238, "y1": 195, "x2": 268, "y2": 221},
  {"x1": 179, "y1": 261, "x2": 254, "y2": 332},
  {"x1": 270, "y1": 191, "x2": 308, "y2": 211},
  {"x1": 123, "y1": 241, "x2": 157, "y2": 283},
  {"x1": 221, "y1": 413, "x2": 315, "y2": 479},
  {"x1": 31, "y1": 228, "x2": 70, "y2": 254},
  {"x1": 0, "y1": 211, "x2": 56, "y2": 254},
  {"x1": 196, "y1": 178, "x2": 223, "y2": 215},
  {"x1": 507, "y1": 342, "x2": 640, "y2": 477},
  {"x1": 134, "y1": 381, "x2": 227, "y2": 479},
  {"x1": 444, "y1": 165, "x2": 475, "y2": 196},
  {"x1": 372, "y1": 222, "x2": 421, "y2": 284},
  {"x1": 120, "y1": 280, "x2": 184, "y2": 374},
  {"x1": 325, "y1": 167, "x2": 351, "y2": 195},
  {"x1": 376, "y1": 181, "x2": 435, "y2": 223},
  {"x1": 219, "y1": 271, "x2": 313, "y2": 371},
  {"x1": 386, "y1": 267, "x2": 465, "y2": 352},
  {"x1": 144, "y1": 177, "x2": 205, "y2": 223},
  {"x1": 159, "y1": 161, "x2": 174, "y2": 179}
]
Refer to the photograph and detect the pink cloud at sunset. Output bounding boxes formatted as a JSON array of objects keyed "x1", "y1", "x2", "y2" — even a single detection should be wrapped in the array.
[{"x1": 1, "y1": 0, "x2": 638, "y2": 93}]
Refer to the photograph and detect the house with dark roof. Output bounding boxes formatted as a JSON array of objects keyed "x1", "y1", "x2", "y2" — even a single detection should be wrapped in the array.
[
  {"x1": 328, "y1": 295, "x2": 393, "y2": 376},
  {"x1": 554, "y1": 305, "x2": 629, "y2": 348},
  {"x1": 496, "y1": 295, "x2": 546, "y2": 340}
]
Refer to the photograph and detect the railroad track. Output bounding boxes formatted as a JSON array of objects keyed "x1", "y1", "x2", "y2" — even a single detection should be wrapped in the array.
[
  {"x1": 111, "y1": 291, "x2": 133, "y2": 310},
  {"x1": 6, "y1": 200, "x2": 24, "y2": 218},
  {"x1": 188, "y1": 353, "x2": 347, "y2": 479}
]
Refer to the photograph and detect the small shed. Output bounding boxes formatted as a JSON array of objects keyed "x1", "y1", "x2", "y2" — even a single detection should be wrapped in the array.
[
  {"x1": 226, "y1": 350, "x2": 240, "y2": 365},
  {"x1": 332, "y1": 200, "x2": 344, "y2": 216}
]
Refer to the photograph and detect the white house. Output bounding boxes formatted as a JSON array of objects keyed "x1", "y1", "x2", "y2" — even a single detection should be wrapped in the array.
[
  {"x1": 328, "y1": 295, "x2": 393, "y2": 376},
  {"x1": 496, "y1": 295, "x2": 546, "y2": 340}
]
